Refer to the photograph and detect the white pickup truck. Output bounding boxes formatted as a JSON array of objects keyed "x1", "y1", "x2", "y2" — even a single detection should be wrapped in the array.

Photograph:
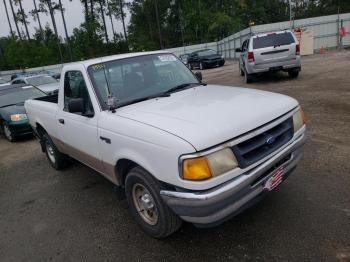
[{"x1": 25, "y1": 51, "x2": 305, "y2": 238}]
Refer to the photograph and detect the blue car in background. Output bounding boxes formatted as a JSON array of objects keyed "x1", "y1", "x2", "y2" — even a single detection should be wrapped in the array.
[{"x1": 0, "y1": 85, "x2": 46, "y2": 142}]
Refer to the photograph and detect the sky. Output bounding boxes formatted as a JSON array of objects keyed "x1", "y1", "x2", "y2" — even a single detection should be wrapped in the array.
[{"x1": 0, "y1": 0, "x2": 130, "y2": 40}]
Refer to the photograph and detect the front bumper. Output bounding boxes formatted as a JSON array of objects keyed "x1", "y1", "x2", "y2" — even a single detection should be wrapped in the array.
[
  {"x1": 203, "y1": 59, "x2": 225, "y2": 68},
  {"x1": 9, "y1": 121, "x2": 32, "y2": 137},
  {"x1": 160, "y1": 131, "x2": 305, "y2": 227}
]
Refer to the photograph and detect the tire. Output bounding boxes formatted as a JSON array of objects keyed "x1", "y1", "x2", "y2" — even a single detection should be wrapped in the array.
[
  {"x1": 288, "y1": 70, "x2": 299, "y2": 78},
  {"x1": 125, "y1": 167, "x2": 182, "y2": 238},
  {"x1": 42, "y1": 133, "x2": 69, "y2": 170},
  {"x1": 239, "y1": 62, "x2": 244, "y2": 76},
  {"x1": 199, "y1": 62, "x2": 204, "y2": 70},
  {"x1": 2, "y1": 122, "x2": 15, "y2": 142},
  {"x1": 244, "y1": 67, "x2": 253, "y2": 83}
]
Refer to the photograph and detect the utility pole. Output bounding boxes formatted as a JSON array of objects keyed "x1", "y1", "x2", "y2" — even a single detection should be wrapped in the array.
[{"x1": 289, "y1": 0, "x2": 292, "y2": 29}]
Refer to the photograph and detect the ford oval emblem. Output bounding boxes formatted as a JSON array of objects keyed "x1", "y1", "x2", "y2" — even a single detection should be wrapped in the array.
[{"x1": 266, "y1": 136, "x2": 275, "y2": 145}]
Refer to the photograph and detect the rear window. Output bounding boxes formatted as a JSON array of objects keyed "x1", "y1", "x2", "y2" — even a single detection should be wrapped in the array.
[{"x1": 253, "y1": 33, "x2": 295, "y2": 49}]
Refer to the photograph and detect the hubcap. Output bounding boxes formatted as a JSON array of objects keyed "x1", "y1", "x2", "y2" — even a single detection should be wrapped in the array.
[
  {"x1": 45, "y1": 140, "x2": 56, "y2": 164},
  {"x1": 3, "y1": 125, "x2": 12, "y2": 140},
  {"x1": 132, "y1": 183, "x2": 158, "y2": 225}
]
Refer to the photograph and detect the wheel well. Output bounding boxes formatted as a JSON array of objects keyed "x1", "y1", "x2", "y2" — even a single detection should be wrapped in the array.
[
  {"x1": 116, "y1": 159, "x2": 138, "y2": 186},
  {"x1": 36, "y1": 123, "x2": 46, "y2": 138}
]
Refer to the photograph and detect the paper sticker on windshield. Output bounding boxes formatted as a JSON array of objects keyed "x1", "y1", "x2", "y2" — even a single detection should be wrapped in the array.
[
  {"x1": 91, "y1": 64, "x2": 105, "y2": 71},
  {"x1": 22, "y1": 86, "x2": 33, "y2": 89},
  {"x1": 158, "y1": 54, "x2": 176, "y2": 62}
]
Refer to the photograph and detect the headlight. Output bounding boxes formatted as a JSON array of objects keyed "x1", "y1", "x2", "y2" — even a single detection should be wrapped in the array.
[
  {"x1": 10, "y1": 114, "x2": 28, "y2": 122},
  {"x1": 182, "y1": 148, "x2": 238, "y2": 181},
  {"x1": 293, "y1": 108, "x2": 305, "y2": 133}
]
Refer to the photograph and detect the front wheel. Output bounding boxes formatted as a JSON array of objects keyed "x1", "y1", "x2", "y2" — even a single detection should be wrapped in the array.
[
  {"x1": 125, "y1": 167, "x2": 182, "y2": 238},
  {"x1": 2, "y1": 122, "x2": 15, "y2": 142}
]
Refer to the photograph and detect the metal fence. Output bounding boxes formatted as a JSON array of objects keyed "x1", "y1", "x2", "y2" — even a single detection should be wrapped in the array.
[
  {"x1": 167, "y1": 12, "x2": 350, "y2": 59},
  {"x1": 1, "y1": 12, "x2": 350, "y2": 80}
]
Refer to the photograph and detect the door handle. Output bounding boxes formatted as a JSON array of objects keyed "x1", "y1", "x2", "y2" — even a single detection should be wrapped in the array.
[
  {"x1": 58, "y1": 119, "x2": 65, "y2": 124},
  {"x1": 100, "y1": 136, "x2": 111, "y2": 144}
]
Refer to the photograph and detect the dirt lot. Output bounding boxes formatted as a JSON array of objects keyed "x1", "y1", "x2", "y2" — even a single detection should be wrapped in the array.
[{"x1": 1, "y1": 51, "x2": 350, "y2": 262}]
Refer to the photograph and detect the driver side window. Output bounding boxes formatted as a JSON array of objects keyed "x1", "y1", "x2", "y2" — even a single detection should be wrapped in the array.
[{"x1": 63, "y1": 71, "x2": 94, "y2": 115}]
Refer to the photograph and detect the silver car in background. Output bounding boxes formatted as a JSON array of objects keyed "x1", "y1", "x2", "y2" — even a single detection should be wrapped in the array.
[
  {"x1": 11, "y1": 74, "x2": 59, "y2": 94},
  {"x1": 236, "y1": 30, "x2": 301, "y2": 83}
]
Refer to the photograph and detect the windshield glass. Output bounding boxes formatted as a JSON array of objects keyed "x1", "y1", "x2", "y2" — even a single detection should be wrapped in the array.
[
  {"x1": 197, "y1": 49, "x2": 216, "y2": 57},
  {"x1": 0, "y1": 87, "x2": 45, "y2": 107},
  {"x1": 26, "y1": 76, "x2": 57, "y2": 86},
  {"x1": 88, "y1": 54, "x2": 199, "y2": 107},
  {"x1": 0, "y1": 79, "x2": 7, "y2": 84},
  {"x1": 253, "y1": 32, "x2": 295, "y2": 49}
]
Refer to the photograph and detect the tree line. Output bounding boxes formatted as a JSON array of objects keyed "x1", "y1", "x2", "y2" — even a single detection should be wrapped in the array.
[{"x1": 1, "y1": 0, "x2": 350, "y2": 71}]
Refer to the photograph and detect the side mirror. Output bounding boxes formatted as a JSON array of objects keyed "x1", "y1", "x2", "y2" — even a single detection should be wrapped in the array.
[
  {"x1": 68, "y1": 98, "x2": 84, "y2": 113},
  {"x1": 235, "y1": 48, "x2": 242, "y2": 53},
  {"x1": 195, "y1": 72, "x2": 202, "y2": 82}
]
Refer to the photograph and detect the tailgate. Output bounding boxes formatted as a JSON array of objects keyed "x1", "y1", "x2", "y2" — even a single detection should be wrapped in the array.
[
  {"x1": 254, "y1": 45, "x2": 296, "y2": 65},
  {"x1": 252, "y1": 32, "x2": 297, "y2": 65}
]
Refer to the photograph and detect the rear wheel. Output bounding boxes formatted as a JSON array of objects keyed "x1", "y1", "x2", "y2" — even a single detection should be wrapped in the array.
[
  {"x1": 125, "y1": 167, "x2": 182, "y2": 238},
  {"x1": 2, "y1": 122, "x2": 15, "y2": 142},
  {"x1": 288, "y1": 70, "x2": 299, "y2": 78},
  {"x1": 42, "y1": 134, "x2": 69, "y2": 170},
  {"x1": 244, "y1": 67, "x2": 253, "y2": 83},
  {"x1": 239, "y1": 62, "x2": 244, "y2": 76}
]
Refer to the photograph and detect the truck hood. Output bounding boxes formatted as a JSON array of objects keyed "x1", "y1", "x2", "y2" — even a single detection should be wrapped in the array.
[{"x1": 117, "y1": 85, "x2": 298, "y2": 151}]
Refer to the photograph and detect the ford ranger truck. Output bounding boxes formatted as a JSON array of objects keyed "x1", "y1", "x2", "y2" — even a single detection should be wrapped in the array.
[{"x1": 25, "y1": 51, "x2": 306, "y2": 238}]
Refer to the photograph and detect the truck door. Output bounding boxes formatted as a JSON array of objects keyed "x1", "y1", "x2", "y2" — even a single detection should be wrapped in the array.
[{"x1": 56, "y1": 70, "x2": 104, "y2": 173}]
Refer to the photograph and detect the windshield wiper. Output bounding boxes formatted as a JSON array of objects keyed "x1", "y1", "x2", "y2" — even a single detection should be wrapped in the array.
[
  {"x1": 162, "y1": 82, "x2": 203, "y2": 95},
  {"x1": 117, "y1": 93, "x2": 171, "y2": 108},
  {"x1": 117, "y1": 83, "x2": 205, "y2": 108}
]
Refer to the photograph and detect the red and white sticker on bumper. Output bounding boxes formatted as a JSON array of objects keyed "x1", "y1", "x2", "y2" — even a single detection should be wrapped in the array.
[{"x1": 263, "y1": 167, "x2": 285, "y2": 191}]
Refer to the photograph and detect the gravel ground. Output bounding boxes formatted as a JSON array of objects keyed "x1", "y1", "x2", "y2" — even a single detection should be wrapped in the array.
[{"x1": 0, "y1": 50, "x2": 349, "y2": 262}]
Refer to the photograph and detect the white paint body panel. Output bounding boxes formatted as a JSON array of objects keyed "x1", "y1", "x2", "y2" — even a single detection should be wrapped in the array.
[{"x1": 25, "y1": 52, "x2": 299, "y2": 191}]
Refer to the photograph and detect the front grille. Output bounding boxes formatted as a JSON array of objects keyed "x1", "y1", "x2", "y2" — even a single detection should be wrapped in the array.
[{"x1": 232, "y1": 118, "x2": 293, "y2": 168}]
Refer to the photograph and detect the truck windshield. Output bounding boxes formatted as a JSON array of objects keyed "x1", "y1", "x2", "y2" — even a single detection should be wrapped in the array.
[
  {"x1": 0, "y1": 87, "x2": 45, "y2": 108},
  {"x1": 253, "y1": 32, "x2": 295, "y2": 49},
  {"x1": 88, "y1": 54, "x2": 199, "y2": 108}
]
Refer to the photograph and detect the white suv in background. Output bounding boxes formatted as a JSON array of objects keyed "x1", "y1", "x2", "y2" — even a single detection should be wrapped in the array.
[{"x1": 236, "y1": 30, "x2": 301, "y2": 83}]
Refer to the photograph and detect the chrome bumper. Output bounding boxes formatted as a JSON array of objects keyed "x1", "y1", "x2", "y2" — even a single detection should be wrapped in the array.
[{"x1": 160, "y1": 132, "x2": 305, "y2": 226}]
